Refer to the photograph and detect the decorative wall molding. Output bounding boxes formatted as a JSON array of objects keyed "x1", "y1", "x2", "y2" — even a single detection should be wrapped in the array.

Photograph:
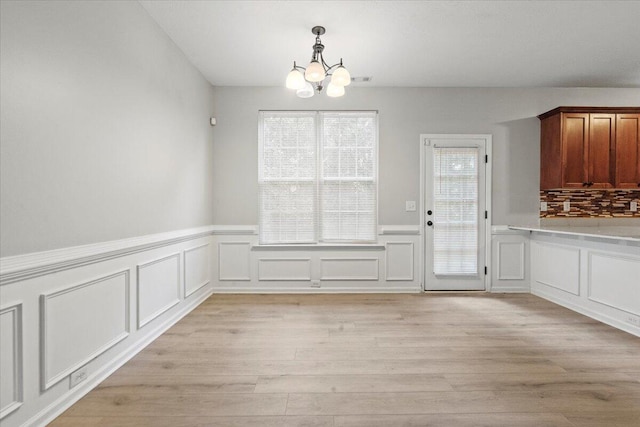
[
  {"x1": 28, "y1": 288, "x2": 213, "y2": 427},
  {"x1": 488, "y1": 226, "x2": 530, "y2": 293},
  {"x1": 218, "y1": 242, "x2": 251, "y2": 281},
  {"x1": 385, "y1": 242, "x2": 414, "y2": 281},
  {"x1": 496, "y1": 241, "x2": 525, "y2": 280},
  {"x1": 213, "y1": 228, "x2": 420, "y2": 292},
  {"x1": 1, "y1": 227, "x2": 213, "y2": 427},
  {"x1": 587, "y1": 251, "x2": 640, "y2": 316},
  {"x1": 378, "y1": 225, "x2": 421, "y2": 235},
  {"x1": 211, "y1": 225, "x2": 259, "y2": 235},
  {"x1": 40, "y1": 270, "x2": 130, "y2": 390},
  {"x1": 258, "y1": 258, "x2": 312, "y2": 281},
  {"x1": 319, "y1": 258, "x2": 379, "y2": 281},
  {"x1": 491, "y1": 225, "x2": 530, "y2": 235},
  {"x1": 532, "y1": 241, "x2": 580, "y2": 296},
  {"x1": 0, "y1": 303, "x2": 23, "y2": 419},
  {"x1": 530, "y1": 232, "x2": 640, "y2": 338},
  {"x1": 0, "y1": 226, "x2": 215, "y2": 286},
  {"x1": 136, "y1": 253, "x2": 181, "y2": 329},
  {"x1": 183, "y1": 244, "x2": 210, "y2": 298}
]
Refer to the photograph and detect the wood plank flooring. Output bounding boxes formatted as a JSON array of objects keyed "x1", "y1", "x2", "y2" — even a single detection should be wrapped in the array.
[{"x1": 50, "y1": 293, "x2": 640, "y2": 427}]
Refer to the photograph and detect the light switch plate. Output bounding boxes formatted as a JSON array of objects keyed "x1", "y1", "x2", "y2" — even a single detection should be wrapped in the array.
[
  {"x1": 563, "y1": 201, "x2": 570, "y2": 212},
  {"x1": 405, "y1": 201, "x2": 416, "y2": 212},
  {"x1": 631, "y1": 201, "x2": 638, "y2": 212},
  {"x1": 540, "y1": 202, "x2": 548, "y2": 212}
]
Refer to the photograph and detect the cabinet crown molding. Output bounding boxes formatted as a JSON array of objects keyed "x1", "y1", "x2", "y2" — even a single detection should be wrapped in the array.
[{"x1": 538, "y1": 106, "x2": 640, "y2": 120}]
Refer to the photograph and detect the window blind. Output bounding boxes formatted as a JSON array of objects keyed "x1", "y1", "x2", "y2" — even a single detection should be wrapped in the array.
[
  {"x1": 320, "y1": 112, "x2": 377, "y2": 242},
  {"x1": 432, "y1": 147, "x2": 479, "y2": 275},
  {"x1": 258, "y1": 111, "x2": 377, "y2": 244},
  {"x1": 259, "y1": 112, "x2": 317, "y2": 244}
]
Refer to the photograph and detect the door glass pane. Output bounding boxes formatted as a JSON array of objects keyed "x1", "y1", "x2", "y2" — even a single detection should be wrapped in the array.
[{"x1": 433, "y1": 147, "x2": 479, "y2": 275}]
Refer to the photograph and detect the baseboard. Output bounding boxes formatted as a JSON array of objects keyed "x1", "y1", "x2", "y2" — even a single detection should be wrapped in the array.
[
  {"x1": 531, "y1": 287, "x2": 640, "y2": 338},
  {"x1": 490, "y1": 286, "x2": 530, "y2": 293},
  {"x1": 26, "y1": 288, "x2": 212, "y2": 427},
  {"x1": 212, "y1": 286, "x2": 421, "y2": 294}
]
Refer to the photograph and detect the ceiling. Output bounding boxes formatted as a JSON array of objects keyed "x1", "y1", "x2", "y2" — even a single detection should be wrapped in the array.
[{"x1": 139, "y1": 0, "x2": 640, "y2": 88}]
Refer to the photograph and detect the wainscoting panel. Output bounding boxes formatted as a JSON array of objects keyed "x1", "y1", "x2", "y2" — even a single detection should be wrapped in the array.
[
  {"x1": 258, "y1": 258, "x2": 311, "y2": 281},
  {"x1": 0, "y1": 303, "x2": 22, "y2": 419},
  {"x1": 385, "y1": 242, "x2": 414, "y2": 281},
  {"x1": 137, "y1": 254, "x2": 180, "y2": 329},
  {"x1": 588, "y1": 251, "x2": 640, "y2": 316},
  {"x1": 41, "y1": 270, "x2": 130, "y2": 389},
  {"x1": 529, "y1": 232, "x2": 640, "y2": 337},
  {"x1": 0, "y1": 228, "x2": 214, "y2": 427},
  {"x1": 184, "y1": 244, "x2": 210, "y2": 297},
  {"x1": 319, "y1": 258, "x2": 379, "y2": 281},
  {"x1": 212, "y1": 228, "x2": 421, "y2": 292},
  {"x1": 490, "y1": 227, "x2": 530, "y2": 292},
  {"x1": 532, "y1": 241, "x2": 580, "y2": 295},
  {"x1": 218, "y1": 242, "x2": 251, "y2": 281},
  {"x1": 497, "y1": 242, "x2": 525, "y2": 280}
]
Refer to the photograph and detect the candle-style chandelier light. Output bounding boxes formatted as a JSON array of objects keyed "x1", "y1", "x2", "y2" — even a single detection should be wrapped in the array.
[{"x1": 285, "y1": 26, "x2": 351, "y2": 98}]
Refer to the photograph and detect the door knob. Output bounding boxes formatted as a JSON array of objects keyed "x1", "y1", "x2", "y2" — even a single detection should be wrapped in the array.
[
  {"x1": 427, "y1": 210, "x2": 433, "y2": 215},
  {"x1": 427, "y1": 221, "x2": 433, "y2": 226}
]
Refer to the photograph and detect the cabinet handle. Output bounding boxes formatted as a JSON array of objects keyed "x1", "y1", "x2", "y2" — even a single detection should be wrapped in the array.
[{"x1": 582, "y1": 182, "x2": 588, "y2": 187}]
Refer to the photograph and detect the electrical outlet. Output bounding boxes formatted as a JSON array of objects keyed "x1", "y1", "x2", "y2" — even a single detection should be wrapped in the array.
[
  {"x1": 70, "y1": 366, "x2": 88, "y2": 388},
  {"x1": 311, "y1": 280, "x2": 321, "y2": 288},
  {"x1": 405, "y1": 201, "x2": 416, "y2": 212},
  {"x1": 563, "y1": 201, "x2": 570, "y2": 212},
  {"x1": 631, "y1": 201, "x2": 638, "y2": 212},
  {"x1": 540, "y1": 201, "x2": 548, "y2": 212},
  {"x1": 627, "y1": 316, "x2": 639, "y2": 326}
]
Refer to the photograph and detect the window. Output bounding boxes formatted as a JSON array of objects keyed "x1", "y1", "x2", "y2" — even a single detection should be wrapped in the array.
[
  {"x1": 258, "y1": 111, "x2": 378, "y2": 244},
  {"x1": 432, "y1": 147, "x2": 479, "y2": 275}
]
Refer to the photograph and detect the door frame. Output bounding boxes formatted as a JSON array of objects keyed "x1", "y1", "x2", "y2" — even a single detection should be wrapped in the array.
[{"x1": 419, "y1": 134, "x2": 493, "y2": 291}]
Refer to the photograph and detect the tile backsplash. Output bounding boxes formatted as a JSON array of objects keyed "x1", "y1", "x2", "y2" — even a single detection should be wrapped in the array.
[{"x1": 540, "y1": 189, "x2": 640, "y2": 218}]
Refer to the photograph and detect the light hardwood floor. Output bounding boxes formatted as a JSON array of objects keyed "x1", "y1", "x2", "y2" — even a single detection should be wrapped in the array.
[{"x1": 51, "y1": 293, "x2": 640, "y2": 426}]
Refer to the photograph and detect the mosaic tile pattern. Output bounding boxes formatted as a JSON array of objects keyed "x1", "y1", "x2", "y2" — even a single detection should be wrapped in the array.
[{"x1": 540, "y1": 189, "x2": 640, "y2": 218}]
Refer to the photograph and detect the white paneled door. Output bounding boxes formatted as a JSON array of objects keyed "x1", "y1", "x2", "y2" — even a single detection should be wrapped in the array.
[{"x1": 422, "y1": 135, "x2": 491, "y2": 290}]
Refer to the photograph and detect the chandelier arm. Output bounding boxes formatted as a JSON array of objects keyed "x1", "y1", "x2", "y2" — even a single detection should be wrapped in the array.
[
  {"x1": 319, "y1": 53, "x2": 332, "y2": 73},
  {"x1": 324, "y1": 63, "x2": 344, "y2": 75}
]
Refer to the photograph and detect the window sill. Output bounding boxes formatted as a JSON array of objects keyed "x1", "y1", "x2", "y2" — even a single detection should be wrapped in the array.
[{"x1": 252, "y1": 243, "x2": 386, "y2": 251}]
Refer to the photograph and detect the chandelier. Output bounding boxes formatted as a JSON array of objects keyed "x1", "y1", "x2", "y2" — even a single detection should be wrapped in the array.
[{"x1": 285, "y1": 26, "x2": 351, "y2": 98}]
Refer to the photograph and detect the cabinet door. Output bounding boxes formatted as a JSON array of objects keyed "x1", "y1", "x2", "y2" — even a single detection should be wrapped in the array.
[
  {"x1": 588, "y1": 113, "x2": 615, "y2": 188},
  {"x1": 615, "y1": 114, "x2": 640, "y2": 188},
  {"x1": 561, "y1": 113, "x2": 589, "y2": 188}
]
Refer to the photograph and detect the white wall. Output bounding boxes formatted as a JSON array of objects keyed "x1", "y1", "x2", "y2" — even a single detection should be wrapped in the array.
[
  {"x1": 0, "y1": 2, "x2": 217, "y2": 425},
  {"x1": 210, "y1": 86, "x2": 640, "y2": 227},
  {"x1": 0, "y1": 0, "x2": 215, "y2": 257}
]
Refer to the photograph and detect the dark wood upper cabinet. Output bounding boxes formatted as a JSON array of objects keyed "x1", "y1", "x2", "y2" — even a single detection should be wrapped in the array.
[
  {"x1": 561, "y1": 113, "x2": 590, "y2": 188},
  {"x1": 588, "y1": 113, "x2": 615, "y2": 189},
  {"x1": 538, "y1": 107, "x2": 640, "y2": 190},
  {"x1": 615, "y1": 114, "x2": 640, "y2": 188}
]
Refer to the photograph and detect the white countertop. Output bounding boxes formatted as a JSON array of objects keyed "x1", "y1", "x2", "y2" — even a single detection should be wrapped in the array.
[{"x1": 508, "y1": 224, "x2": 640, "y2": 242}]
